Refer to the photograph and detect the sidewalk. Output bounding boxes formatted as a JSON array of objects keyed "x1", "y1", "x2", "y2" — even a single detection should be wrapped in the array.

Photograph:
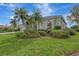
[{"x1": 0, "y1": 31, "x2": 22, "y2": 34}]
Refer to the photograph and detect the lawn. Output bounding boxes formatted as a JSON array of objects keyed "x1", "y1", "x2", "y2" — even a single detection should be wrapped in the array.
[{"x1": 0, "y1": 32, "x2": 79, "y2": 56}]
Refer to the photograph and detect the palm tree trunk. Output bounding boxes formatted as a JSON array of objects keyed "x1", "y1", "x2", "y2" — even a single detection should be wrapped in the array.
[
  {"x1": 22, "y1": 19, "x2": 27, "y2": 30},
  {"x1": 33, "y1": 23, "x2": 37, "y2": 31}
]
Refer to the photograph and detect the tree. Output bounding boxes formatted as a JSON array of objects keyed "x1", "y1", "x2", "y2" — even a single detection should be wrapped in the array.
[
  {"x1": 14, "y1": 8, "x2": 29, "y2": 29},
  {"x1": 32, "y1": 9, "x2": 43, "y2": 30},
  {"x1": 67, "y1": 5, "x2": 79, "y2": 29},
  {"x1": 10, "y1": 16, "x2": 17, "y2": 30}
]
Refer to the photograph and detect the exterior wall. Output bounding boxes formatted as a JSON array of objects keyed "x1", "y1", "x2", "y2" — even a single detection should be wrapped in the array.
[
  {"x1": 38, "y1": 20, "x2": 48, "y2": 30},
  {"x1": 37, "y1": 18, "x2": 66, "y2": 30},
  {"x1": 50, "y1": 19, "x2": 54, "y2": 29},
  {"x1": 19, "y1": 25, "x2": 26, "y2": 31},
  {"x1": 61, "y1": 21, "x2": 66, "y2": 29},
  {"x1": 53, "y1": 18, "x2": 66, "y2": 29}
]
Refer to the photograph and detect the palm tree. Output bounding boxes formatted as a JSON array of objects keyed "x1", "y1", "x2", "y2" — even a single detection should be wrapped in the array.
[
  {"x1": 10, "y1": 17, "x2": 17, "y2": 30},
  {"x1": 32, "y1": 9, "x2": 43, "y2": 30},
  {"x1": 67, "y1": 5, "x2": 79, "y2": 28},
  {"x1": 25, "y1": 16, "x2": 33, "y2": 30},
  {"x1": 14, "y1": 8, "x2": 29, "y2": 29}
]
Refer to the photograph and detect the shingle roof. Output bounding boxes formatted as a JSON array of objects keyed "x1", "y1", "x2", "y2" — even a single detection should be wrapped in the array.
[{"x1": 43, "y1": 15, "x2": 66, "y2": 25}]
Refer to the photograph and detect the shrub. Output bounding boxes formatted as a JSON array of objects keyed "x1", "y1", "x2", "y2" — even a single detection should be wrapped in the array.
[
  {"x1": 71, "y1": 25, "x2": 79, "y2": 32},
  {"x1": 46, "y1": 29, "x2": 51, "y2": 34},
  {"x1": 27, "y1": 31, "x2": 40, "y2": 38},
  {"x1": 71, "y1": 25, "x2": 78, "y2": 29},
  {"x1": 38, "y1": 29, "x2": 46, "y2": 31},
  {"x1": 76, "y1": 29, "x2": 79, "y2": 32},
  {"x1": 16, "y1": 30, "x2": 40, "y2": 39},
  {"x1": 0, "y1": 27, "x2": 15, "y2": 33},
  {"x1": 64, "y1": 28, "x2": 75, "y2": 35},
  {"x1": 38, "y1": 31, "x2": 48, "y2": 36},
  {"x1": 14, "y1": 28, "x2": 20, "y2": 31},
  {"x1": 49, "y1": 30, "x2": 70, "y2": 39},
  {"x1": 68, "y1": 29, "x2": 75, "y2": 36},
  {"x1": 0, "y1": 29, "x2": 4, "y2": 33},
  {"x1": 16, "y1": 32, "x2": 24, "y2": 38},
  {"x1": 54, "y1": 26, "x2": 61, "y2": 30}
]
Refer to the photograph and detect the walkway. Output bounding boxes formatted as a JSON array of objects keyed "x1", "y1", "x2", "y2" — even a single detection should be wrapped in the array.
[{"x1": 0, "y1": 31, "x2": 22, "y2": 34}]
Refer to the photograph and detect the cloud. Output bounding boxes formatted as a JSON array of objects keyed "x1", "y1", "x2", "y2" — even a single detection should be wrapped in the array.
[
  {"x1": 34, "y1": 3, "x2": 53, "y2": 16},
  {"x1": 0, "y1": 3, "x2": 15, "y2": 7},
  {"x1": 0, "y1": 3, "x2": 16, "y2": 11},
  {"x1": 10, "y1": 16, "x2": 14, "y2": 19},
  {"x1": 0, "y1": 3, "x2": 5, "y2": 6},
  {"x1": 28, "y1": 11, "x2": 33, "y2": 15}
]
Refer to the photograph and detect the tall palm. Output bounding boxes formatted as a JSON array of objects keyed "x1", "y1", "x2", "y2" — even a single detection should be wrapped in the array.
[
  {"x1": 14, "y1": 8, "x2": 29, "y2": 29},
  {"x1": 32, "y1": 9, "x2": 43, "y2": 30},
  {"x1": 10, "y1": 17, "x2": 17, "y2": 30},
  {"x1": 67, "y1": 5, "x2": 79, "y2": 28},
  {"x1": 25, "y1": 16, "x2": 33, "y2": 30}
]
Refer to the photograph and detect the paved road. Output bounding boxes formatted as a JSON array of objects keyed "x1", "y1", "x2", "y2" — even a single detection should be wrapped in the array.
[{"x1": 0, "y1": 31, "x2": 22, "y2": 34}]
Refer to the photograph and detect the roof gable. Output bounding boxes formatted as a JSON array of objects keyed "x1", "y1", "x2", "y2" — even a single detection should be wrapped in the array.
[{"x1": 43, "y1": 15, "x2": 66, "y2": 25}]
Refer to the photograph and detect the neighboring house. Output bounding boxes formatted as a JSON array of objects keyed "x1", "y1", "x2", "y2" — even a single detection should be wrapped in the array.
[
  {"x1": 19, "y1": 15, "x2": 66, "y2": 31},
  {"x1": 0, "y1": 25, "x2": 7, "y2": 29},
  {"x1": 18, "y1": 24, "x2": 26, "y2": 31}
]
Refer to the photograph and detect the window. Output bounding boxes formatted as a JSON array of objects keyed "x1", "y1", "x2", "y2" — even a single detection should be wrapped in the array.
[{"x1": 54, "y1": 19, "x2": 61, "y2": 27}]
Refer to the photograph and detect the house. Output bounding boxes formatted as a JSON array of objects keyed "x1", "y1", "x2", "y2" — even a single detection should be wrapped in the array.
[
  {"x1": 37, "y1": 15, "x2": 66, "y2": 30},
  {"x1": 19, "y1": 15, "x2": 66, "y2": 31},
  {"x1": 0, "y1": 25, "x2": 7, "y2": 29}
]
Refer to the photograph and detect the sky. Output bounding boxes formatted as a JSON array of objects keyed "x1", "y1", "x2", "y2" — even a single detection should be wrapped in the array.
[{"x1": 0, "y1": 3, "x2": 79, "y2": 27}]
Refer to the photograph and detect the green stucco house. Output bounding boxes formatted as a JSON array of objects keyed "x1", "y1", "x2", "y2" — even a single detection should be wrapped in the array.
[{"x1": 37, "y1": 15, "x2": 66, "y2": 30}]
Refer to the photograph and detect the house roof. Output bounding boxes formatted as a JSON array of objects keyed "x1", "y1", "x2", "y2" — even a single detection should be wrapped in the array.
[{"x1": 43, "y1": 15, "x2": 66, "y2": 25}]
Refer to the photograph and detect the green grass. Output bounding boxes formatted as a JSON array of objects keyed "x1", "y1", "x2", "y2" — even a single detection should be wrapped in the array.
[{"x1": 0, "y1": 32, "x2": 79, "y2": 56}]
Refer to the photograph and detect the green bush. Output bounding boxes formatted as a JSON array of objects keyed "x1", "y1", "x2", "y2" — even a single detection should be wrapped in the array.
[
  {"x1": 27, "y1": 31, "x2": 40, "y2": 38},
  {"x1": 71, "y1": 25, "x2": 79, "y2": 32},
  {"x1": 68, "y1": 29, "x2": 75, "y2": 36},
  {"x1": 54, "y1": 26, "x2": 61, "y2": 30},
  {"x1": 64, "y1": 28, "x2": 76, "y2": 36},
  {"x1": 3, "y1": 28, "x2": 13, "y2": 32},
  {"x1": 16, "y1": 30, "x2": 40, "y2": 39},
  {"x1": 38, "y1": 31, "x2": 48, "y2": 36},
  {"x1": 0, "y1": 28, "x2": 14, "y2": 33},
  {"x1": 49, "y1": 30, "x2": 70, "y2": 39},
  {"x1": 45, "y1": 29, "x2": 51, "y2": 34},
  {"x1": 76, "y1": 29, "x2": 79, "y2": 32},
  {"x1": 0, "y1": 29, "x2": 4, "y2": 33},
  {"x1": 38, "y1": 29, "x2": 46, "y2": 31},
  {"x1": 16, "y1": 32, "x2": 24, "y2": 38},
  {"x1": 71, "y1": 25, "x2": 78, "y2": 29}
]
